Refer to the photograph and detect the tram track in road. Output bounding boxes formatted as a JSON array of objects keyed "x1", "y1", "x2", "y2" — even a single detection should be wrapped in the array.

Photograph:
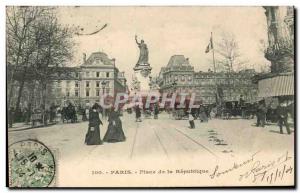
[
  {"x1": 162, "y1": 127, "x2": 191, "y2": 153},
  {"x1": 173, "y1": 128, "x2": 218, "y2": 159},
  {"x1": 152, "y1": 126, "x2": 169, "y2": 159},
  {"x1": 129, "y1": 121, "x2": 139, "y2": 159}
]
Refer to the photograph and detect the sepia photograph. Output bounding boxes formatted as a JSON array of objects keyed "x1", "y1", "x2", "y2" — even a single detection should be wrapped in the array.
[{"x1": 6, "y1": 5, "x2": 295, "y2": 188}]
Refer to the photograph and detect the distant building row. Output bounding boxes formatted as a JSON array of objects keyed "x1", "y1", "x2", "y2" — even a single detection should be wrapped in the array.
[{"x1": 157, "y1": 55, "x2": 258, "y2": 104}]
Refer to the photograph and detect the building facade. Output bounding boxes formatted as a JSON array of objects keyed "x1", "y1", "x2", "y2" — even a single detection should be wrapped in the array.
[
  {"x1": 50, "y1": 52, "x2": 127, "y2": 107},
  {"x1": 158, "y1": 55, "x2": 258, "y2": 104}
]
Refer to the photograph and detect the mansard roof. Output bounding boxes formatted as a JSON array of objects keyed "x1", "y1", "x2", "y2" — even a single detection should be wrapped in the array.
[
  {"x1": 84, "y1": 52, "x2": 114, "y2": 66},
  {"x1": 167, "y1": 55, "x2": 190, "y2": 67}
]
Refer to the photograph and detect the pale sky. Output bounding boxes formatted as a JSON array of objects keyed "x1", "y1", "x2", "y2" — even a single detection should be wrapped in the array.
[{"x1": 57, "y1": 6, "x2": 270, "y2": 81}]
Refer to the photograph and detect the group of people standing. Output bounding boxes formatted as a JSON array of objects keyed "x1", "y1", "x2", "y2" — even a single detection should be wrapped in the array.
[
  {"x1": 134, "y1": 103, "x2": 160, "y2": 122},
  {"x1": 255, "y1": 98, "x2": 291, "y2": 135},
  {"x1": 85, "y1": 104, "x2": 126, "y2": 145}
]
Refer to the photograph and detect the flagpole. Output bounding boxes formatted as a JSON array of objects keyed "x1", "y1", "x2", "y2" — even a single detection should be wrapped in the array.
[
  {"x1": 211, "y1": 32, "x2": 216, "y2": 74},
  {"x1": 211, "y1": 32, "x2": 218, "y2": 106}
]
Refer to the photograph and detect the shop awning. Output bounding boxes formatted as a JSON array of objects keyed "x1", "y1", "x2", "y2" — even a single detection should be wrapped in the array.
[{"x1": 258, "y1": 73, "x2": 294, "y2": 98}]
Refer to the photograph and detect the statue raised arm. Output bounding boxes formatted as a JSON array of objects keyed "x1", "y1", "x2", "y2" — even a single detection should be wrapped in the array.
[{"x1": 135, "y1": 35, "x2": 140, "y2": 45}]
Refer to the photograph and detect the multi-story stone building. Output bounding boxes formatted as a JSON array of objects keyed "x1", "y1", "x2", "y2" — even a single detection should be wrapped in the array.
[
  {"x1": 158, "y1": 55, "x2": 258, "y2": 104},
  {"x1": 50, "y1": 52, "x2": 127, "y2": 107}
]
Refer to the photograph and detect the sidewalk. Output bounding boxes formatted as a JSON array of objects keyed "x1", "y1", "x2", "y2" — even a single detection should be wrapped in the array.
[{"x1": 8, "y1": 122, "x2": 57, "y2": 132}]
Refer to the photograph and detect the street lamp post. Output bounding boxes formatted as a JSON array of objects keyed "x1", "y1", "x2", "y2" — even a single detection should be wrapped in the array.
[
  {"x1": 101, "y1": 81, "x2": 106, "y2": 95},
  {"x1": 101, "y1": 81, "x2": 107, "y2": 117}
]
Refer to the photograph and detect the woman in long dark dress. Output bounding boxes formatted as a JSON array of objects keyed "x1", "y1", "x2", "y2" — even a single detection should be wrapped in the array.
[
  {"x1": 103, "y1": 110, "x2": 126, "y2": 143},
  {"x1": 85, "y1": 105, "x2": 103, "y2": 145}
]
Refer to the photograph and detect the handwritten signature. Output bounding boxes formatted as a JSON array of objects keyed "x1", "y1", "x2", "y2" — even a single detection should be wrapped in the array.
[
  {"x1": 239, "y1": 151, "x2": 293, "y2": 184},
  {"x1": 209, "y1": 151, "x2": 260, "y2": 179}
]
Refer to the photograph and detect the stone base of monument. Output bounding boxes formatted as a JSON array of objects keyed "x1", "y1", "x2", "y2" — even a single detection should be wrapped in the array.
[
  {"x1": 131, "y1": 63, "x2": 160, "y2": 107},
  {"x1": 134, "y1": 70, "x2": 150, "y2": 91},
  {"x1": 132, "y1": 63, "x2": 152, "y2": 92},
  {"x1": 130, "y1": 37, "x2": 160, "y2": 106}
]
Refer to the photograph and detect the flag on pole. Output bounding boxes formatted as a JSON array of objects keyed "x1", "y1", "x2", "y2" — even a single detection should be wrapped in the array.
[{"x1": 205, "y1": 36, "x2": 213, "y2": 53}]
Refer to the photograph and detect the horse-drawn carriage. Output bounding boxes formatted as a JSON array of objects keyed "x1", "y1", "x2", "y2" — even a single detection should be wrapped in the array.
[
  {"x1": 221, "y1": 101, "x2": 241, "y2": 119},
  {"x1": 241, "y1": 102, "x2": 256, "y2": 119},
  {"x1": 60, "y1": 104, "x2": 77, "y2": 123},
  {"x1": 172, "y1": 109, "x2": 188, "y2": 120}
]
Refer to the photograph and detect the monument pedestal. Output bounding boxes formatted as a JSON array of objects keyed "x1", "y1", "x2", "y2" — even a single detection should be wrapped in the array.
[
  {"x1": 132, "y1": 63, "x2": 152, "y2": 93},
  {"x1": 134, "y1": 71, "x2": 150, "y2": 91}
]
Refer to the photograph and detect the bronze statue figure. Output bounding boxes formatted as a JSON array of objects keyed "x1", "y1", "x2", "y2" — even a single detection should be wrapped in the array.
[{"x1": 135, "y1": 35, "x2": 149, "y2": 66}]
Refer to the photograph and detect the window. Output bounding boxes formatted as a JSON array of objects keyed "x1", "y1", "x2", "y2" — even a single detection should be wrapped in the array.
[
  {"x1": 86, "y1": 90, "x2": 89, "y2": 97},
  {"x1": 96, "y1": 89, "x2": 100, "y2": 96},
  {"x1": 86, "y1": 81, "x2": 90, "y2": 88},
  {"x1": 66, "y1": 90, "x2": 70, "y2": 97},
  {"x1": 75, "y1": 81, "x2": 79, "y2": 88},
  {"x1": 96, "y1": 72, "x2": 100, "y2": 78},
  {"x1": 57, "y1": 81, "x2": 61, "y2": 88},
  {"x1": 106, "y1": 72, "x2": 110, "y2": 78},
  {"x1": 75, "y1": 90, "x2": 79, "y2": 97},
  {"x1": 75, "y1": 72, "x2": 79, "y2": 78},
  {"x1": 96, "y1": 81, "x2": 100, "y2": 88}
]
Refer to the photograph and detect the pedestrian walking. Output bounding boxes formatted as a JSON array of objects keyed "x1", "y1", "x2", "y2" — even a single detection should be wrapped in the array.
[
  {"x1": 49, "y1": 103, "x2": 56, "y2": 122},
  {"x1": 256, "y1": 100, "x2": 267, "y2": 127},
  {"x1": 188, "y1": 110, "x2": 195, "y2": 129},
  {"x1": 82, "y1": 107, "x2": 88, "y2": 121},
  {"x1": 85, "y1": 104, "x2": 103, "y2": 145},
  {"x1": 103, "y1": 109, "x2": 126, "y2": 143},
  {"x1": 198, "y1": 105, "x2": 208, "y2": 122},
  {"x1": 154, "y1": 103, "x2": 159, "y2": 119},
  {"x1": 85, "y1": 107, "x2": 90, "y2": 120},
  {"x1": 135, "y1": 105, "x2": 142, "y2": 122},
  {"x1": 277, "y1": 99, "x2": 291, "y2": 135},
  {"x1": 8, "y1": 107, "x2": 14, "y2": 128}
]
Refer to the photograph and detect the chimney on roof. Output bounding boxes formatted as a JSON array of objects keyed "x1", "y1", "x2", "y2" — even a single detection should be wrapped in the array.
[{"x1": 83, "y1": 53, "x2": 86, "y2": 64}]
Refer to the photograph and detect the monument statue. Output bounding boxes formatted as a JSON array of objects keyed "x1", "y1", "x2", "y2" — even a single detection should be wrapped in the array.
[
  {"x1": 135, "y1": 35, "x2": 149, "y2": 66},
  {"x1": 132, "y1": 35, "x2": 152, "y2": 92}
]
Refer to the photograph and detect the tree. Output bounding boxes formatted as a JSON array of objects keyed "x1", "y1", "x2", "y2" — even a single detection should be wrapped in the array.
[
  {"x1": 215, "y1": 32, "x2": 247, "y2": 72},
  {"x1": 6, "y1": 6, "x2": 47, "y2": 109},
  {"x1": 6, "y1": 6, "x2": 75, "y2": 113},
  {"x1": 31, "y1": 10, "x2": 75, "y2": 109}
]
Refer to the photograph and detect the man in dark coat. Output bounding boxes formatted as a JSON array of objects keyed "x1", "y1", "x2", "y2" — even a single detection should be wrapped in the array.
[
  {"x1": 256, "y1": 100, "x2": 267, "y2": 127},
  {"x1": 135, "y1": 105, "x2": 142, "y2": 122},
  {"x1": 188, "y1": 111, "x2": 195, "y2": 129},
  {"x1": 277, "y1": 100, "x2": 291, "y2": 135},
  {"x1": 154, "y1": 103, "x2": 159, "y2": 119},
  {"x1": 8, "y1": 107, "x2": 14, "y2": 128},
  {"x1": 198, "y1": 105, "x2": 208, "y2": 122},
  {"x1": 82, "y1": 107, "x2": 88, "y2": 121},
  {"x1": 49, "y1": 103, "x2": 56, "y2": 122}
]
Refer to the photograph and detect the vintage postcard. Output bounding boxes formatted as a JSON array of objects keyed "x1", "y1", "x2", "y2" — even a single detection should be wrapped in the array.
[{"x1": 6, "y1": 6, "x2": 295, "y2": 187}]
